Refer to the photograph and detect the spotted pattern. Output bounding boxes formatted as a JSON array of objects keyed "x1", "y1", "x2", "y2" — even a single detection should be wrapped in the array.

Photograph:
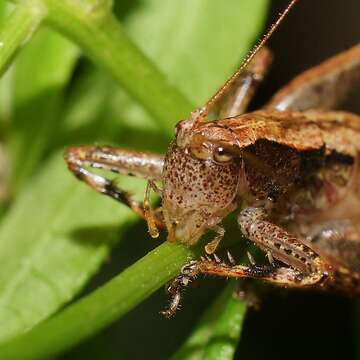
[
  {"x1": 163, "y1": 143, "x2": 239, "y2": 211},
  {"x1": 238, "y1": 207, "x2": 320, "y2": 273},
  {"x1": 162, "y1": 142, "x2": 240, "y2": 244}
]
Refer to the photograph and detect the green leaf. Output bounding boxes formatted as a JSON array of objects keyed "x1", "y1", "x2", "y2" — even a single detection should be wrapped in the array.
[
  {"x1": 0, "y1": 0, "x2": 268, "y2": 356},
  {"x1": 106, "y1": 0, "x2": 269, "y2": 142},
  {"x1": 124, "y1": 0, "x2": 269, "y2": 106},
  {"x1": 0, "y1": 240, "x2": 199, "y2": 359},
  {"x1": 172, "y1": 282, "x2": 244, "y2": 360},
  {"x1": 43, "y1": 0, "x2": 193, "y2": 133},
  {"x1": 9, "y1": 27, "x2": 79, "y2": 191},
  {"x1": 0, "y1": 152, "x2": 142, "y2": 342},
  {"x1": 59, "y1": 64, "x2": 166, "y2": 150},
  {"x1": 0, "y1": 1, "x2": 44, "y2": 127},
  {"x1": 202, "y1": 283, "x2": 247, "y2": 360}
]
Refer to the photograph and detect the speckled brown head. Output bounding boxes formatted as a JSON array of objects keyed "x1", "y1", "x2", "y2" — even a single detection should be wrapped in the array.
[{"x1": 162, "y1": 109, "x2": 241, "y2": 245}]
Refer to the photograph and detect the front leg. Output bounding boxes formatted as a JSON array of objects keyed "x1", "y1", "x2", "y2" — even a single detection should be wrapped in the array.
[
  {"x1": 238, "y1": 207, "x2": 322, "y2": 273},
  {"x1": 162, "y1": 207, "x2": 327, "y2": 317},
  {"x1": 64, "y1": 146, "x2": 165, "y2": 232},
  {"x1": 162, "y1": 254, "x2": 324, "y2": 318}
]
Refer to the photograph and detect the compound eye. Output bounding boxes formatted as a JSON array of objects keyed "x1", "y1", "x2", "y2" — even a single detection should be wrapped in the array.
[{"x1": 213, "y1": 146, "x2": 233, "y2": 163}]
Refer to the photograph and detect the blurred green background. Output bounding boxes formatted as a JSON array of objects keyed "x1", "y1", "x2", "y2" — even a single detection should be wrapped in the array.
[{"x1": 0, "y1": 0, "x2": 358, "y2": 359}]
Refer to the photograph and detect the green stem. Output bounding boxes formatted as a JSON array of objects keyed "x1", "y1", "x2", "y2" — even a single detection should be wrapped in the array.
[
  {"x1": 0, "y1": 241, "x2": 200, "y2": 360},
  {"x1": 42, "y1": 0, "x2": 193, "y2": 132},
  {"x1": 0, "y1": 1, "x2": 45, "y2": 77},
  {"x1": 202, "y1": 281, "x2": 247, "y2": 360},
  {"x1": 172, "y1": 282, "x2": 245, "y2": 360}
]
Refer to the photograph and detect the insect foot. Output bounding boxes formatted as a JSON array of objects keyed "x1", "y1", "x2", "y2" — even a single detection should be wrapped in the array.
[
  {"x1": 161, "y1": 260, "x2": 200, "y2": 318},
  {"x1": 161, "y1": 253, "x2": 238, "y2": 317},
  {"x1": 162, "y1": 252, "x2": 329, "y2": 317}
]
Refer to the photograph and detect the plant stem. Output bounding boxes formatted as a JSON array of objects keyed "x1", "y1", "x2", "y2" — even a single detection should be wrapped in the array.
[
  {"x1": 0, "y1": 241, "x2": 200, "y2": 360},
  {"x1": 172, "y1": 282, "x2": 245, "y2": 360},
  {"x1": 41, "y1": 0, "x2": 193, "y2": 133},
  {"x1": 0, "y1": 1, "x2": 45, "y2": 77},
  {"x1": 202, "y1": 281, "x2": 247, "y2": 360}
]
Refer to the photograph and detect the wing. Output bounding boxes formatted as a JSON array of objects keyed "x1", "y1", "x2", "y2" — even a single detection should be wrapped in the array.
[{"x1": 198, "y1": 110, "x2": 360, "y2": 156}]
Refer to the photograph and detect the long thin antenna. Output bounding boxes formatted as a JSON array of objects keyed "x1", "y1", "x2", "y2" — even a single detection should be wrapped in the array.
[{"x1": 205, "y1": 0, "x2": 299, "y2": 112}]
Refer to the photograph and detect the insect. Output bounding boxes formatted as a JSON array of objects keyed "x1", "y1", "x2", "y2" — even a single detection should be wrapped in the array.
[{"x1": 65, "y1": 0, "x2": 360, "y2": 317}]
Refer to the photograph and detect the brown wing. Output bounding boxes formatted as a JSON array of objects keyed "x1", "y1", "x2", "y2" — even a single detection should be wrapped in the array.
[{"x1": 198, "y1": 110, "x2": 360, "y2": 156}]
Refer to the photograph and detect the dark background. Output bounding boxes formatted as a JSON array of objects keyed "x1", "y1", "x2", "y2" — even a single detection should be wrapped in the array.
[
  {"x1": 63, "y1": 1, "x2": 360, "y2": 359},
  {"x1": 258, "y1": 0, "x2": 360, "y2": 115}
]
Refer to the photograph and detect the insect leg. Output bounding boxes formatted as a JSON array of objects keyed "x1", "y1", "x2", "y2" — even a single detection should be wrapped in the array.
[
  {"x1": 64, "y1": 146, "x2": 164, "y2": 226},
  {"x1": 266, "y1": 43, "x2": 360, "y2": 111},
  {"x1": 162, "y1": 255, "x2": 323, "y2": 317},
  {"x1": 209, "y1": 47, "x2": 273, "y2": 118},
  {"x1": 162, "y1": 206, "x2": 332, "y2": 317},
  {"x1": 238, "y1": 207, "x2": 324, "y2": 274}
]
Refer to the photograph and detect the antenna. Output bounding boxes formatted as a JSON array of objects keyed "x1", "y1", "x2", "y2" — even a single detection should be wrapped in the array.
[{"x1": 205, "y1": 0, "x2": 299, "y2": 112}]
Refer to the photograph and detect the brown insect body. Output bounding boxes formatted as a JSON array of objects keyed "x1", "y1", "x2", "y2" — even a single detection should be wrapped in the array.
[
  {"x1": 64, "y1": 1, "x2": 360, "y2": 316},
  {"x1": 162, "y1": 106, "x2": 360, "y2": 283}
]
